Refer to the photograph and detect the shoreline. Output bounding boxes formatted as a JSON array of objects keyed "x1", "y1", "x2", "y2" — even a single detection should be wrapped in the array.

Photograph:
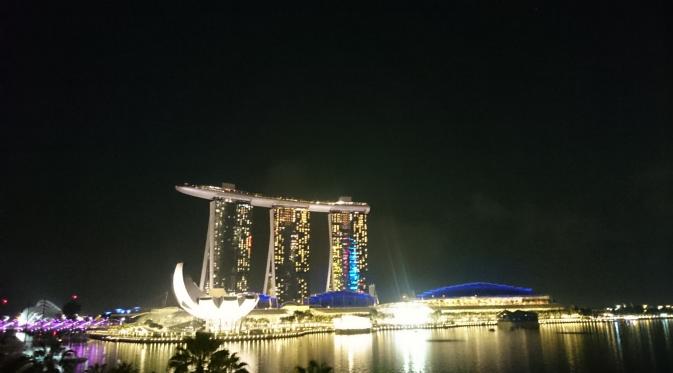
[{"x1": 86, "y1": 316, "x2": 672, "y2": 344}]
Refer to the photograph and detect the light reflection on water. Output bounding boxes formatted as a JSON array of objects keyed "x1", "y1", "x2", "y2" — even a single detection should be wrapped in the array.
[
  {"x1": 70, "y1": 342, "x2": 175, "y2": 373},
  {"x1": 70, "y1": 319, "x2": 673, "y2": 373}
]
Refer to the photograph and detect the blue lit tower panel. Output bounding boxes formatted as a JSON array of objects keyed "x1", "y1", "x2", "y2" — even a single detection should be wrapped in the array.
[
  {"x1": 329, "y1": 211, "x2": 368, "y2": 292},
  {"x1": 347, "y1": 238, "x2": 360, "y2": 291}
]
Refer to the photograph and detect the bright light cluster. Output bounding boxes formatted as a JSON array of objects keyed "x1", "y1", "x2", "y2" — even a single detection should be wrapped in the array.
[
  {"x1": 383, "y1": 302, "x2": 433, "y2": 325},
  {"x1": 103, "y1": 306, "x2": 141, "y2": 316},
  {"x1": 333, "y1": 315, "x2": 372, "y2": 331}
]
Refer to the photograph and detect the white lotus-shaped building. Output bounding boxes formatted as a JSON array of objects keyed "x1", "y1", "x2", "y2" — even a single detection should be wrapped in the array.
[{"x1": 173, "y1": 263, "x2": 258, "y2": 331}]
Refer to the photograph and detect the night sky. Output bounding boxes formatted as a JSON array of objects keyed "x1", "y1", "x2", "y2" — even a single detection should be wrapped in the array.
[{"x1": 2, "y1": 3, "x2": 672, "y2": 314}]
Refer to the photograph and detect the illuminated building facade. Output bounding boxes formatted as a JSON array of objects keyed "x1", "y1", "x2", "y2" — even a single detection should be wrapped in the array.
[
  {"x1": 264, "y1": 207, "x2": 311, "y2": 304},
  {"x1": 414, "y1": 282, "x2": 563, "y2": 314},
  {"x1": 327, "y1": 211, "x2": 368, "y2": 292},
  {"x1": 211, "y1": 199, "x2": 253, "y2": 292},
  {"x1": 201, "y1": 198, "x2": 253, "y2": 293},
  {"x1": 176, "y1": 183, "x2": 370, "y2": 306}
]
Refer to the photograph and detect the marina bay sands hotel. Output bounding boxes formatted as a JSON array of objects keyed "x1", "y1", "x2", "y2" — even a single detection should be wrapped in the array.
[{"x1": 176, "y1": 183, "x2": 370, "y2": 305}]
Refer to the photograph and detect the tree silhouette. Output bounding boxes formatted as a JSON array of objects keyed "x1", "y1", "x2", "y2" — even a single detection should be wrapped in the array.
[
  {"x1": 168, "y1": 332, "x2": 248, "y2": 373},
  {"x1": 5, "y1": 336, "x2": 84, "y2": 373},
  {"x1": 209, "y1": 350, "x2": 248, "y2": 373},
  {"x1": 62, "y1": 299, "x2": 82, "y2": 319}
]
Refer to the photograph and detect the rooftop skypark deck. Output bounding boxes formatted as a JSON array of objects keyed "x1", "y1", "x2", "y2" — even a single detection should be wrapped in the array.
[{"x1": 176, "y1": 184, "x2": 371, "y2": 213}]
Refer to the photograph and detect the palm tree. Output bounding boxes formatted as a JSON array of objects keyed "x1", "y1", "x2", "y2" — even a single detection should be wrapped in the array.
[
  {"x1": 209, "y1": 350, "x2": 248, "y2": 373},
  {"x1": 168, "y1": 332, "x2": 248, "y2": 373},
  {"x1": 294, "y1": 360, "x2": 333, "y2": 373},
  {"x1": 168, "y1": 345, "x2": 194, "y2": 373}
]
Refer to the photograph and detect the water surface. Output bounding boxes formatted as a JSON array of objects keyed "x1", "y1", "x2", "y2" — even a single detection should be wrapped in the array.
[{"x1": 71, "y1": 319, "x2": 673, "y2": 373}]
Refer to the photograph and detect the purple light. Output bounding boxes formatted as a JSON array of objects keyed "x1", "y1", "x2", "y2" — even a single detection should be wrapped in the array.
[{"x1": 0, "y1": 317, "x2": 110, "y2": 333}]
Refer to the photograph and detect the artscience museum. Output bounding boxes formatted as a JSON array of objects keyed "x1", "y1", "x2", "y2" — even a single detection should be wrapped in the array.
[{"x1": 172, "y1": 263, "x2": 258, "y2": 331}]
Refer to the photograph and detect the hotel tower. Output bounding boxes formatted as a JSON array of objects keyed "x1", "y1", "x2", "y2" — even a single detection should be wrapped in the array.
[{"x1": 177, "y1": 183, "x2": 370, "y2": 304}]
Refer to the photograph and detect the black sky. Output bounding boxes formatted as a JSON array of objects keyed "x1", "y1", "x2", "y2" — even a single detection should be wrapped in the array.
[{"x1": 2, "y1": 3, "x2": 672, "y2": 313}]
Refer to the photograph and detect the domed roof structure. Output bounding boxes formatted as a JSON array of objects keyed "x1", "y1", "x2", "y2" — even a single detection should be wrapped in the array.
[{"x1": 417, "y1": 282, "x2": 535, "y2": 300}]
